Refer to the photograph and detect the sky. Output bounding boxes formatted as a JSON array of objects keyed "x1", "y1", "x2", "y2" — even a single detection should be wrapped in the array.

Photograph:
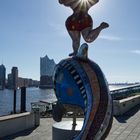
[{"x1": 0, "y1": 0, "x2": 140, "y2": 83}]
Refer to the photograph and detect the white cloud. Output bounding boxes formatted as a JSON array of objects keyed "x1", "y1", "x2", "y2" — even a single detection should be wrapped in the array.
[
  {"x1": 99, "y1": 35, "x2": 123, "y2": 41},
  {"x1": 131, "y1": 50, "x2": 140, "y2": 54}
]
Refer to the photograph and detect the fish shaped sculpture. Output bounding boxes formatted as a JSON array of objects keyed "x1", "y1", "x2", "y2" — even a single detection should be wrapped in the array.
[{"x1": 53, "y1": 52, "x2": 113, "y2": 140}]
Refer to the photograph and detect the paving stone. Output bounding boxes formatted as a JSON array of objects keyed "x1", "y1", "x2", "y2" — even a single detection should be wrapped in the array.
[
  {"x1": 115, "y1": 131, "x2": 131, "y2": 140},
  {"x1": 3, "y1": 105, "x2": 140, "y2": 140},
  {"x1": 105, "y1": 134, "x2": 118, "y2": 140},
  {"x1": 126, "y1": 133, "x2": 139, "y2": 140},
  {"x1": 136, "y1": 134, "x2": 140, "y2": 140}
]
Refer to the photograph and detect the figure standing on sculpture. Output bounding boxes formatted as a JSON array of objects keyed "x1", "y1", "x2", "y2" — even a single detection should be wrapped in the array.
[{"x1": 59, "y1": 0, "x2": 109, "y2": 56}]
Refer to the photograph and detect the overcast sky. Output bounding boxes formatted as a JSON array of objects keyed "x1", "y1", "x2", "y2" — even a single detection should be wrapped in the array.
[{"x1": 0, "y1": 0, "x2": 140, "y2": 83}]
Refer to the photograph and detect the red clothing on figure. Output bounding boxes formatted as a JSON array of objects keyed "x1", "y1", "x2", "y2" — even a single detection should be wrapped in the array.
[{"x1": 66, "y1": 13, "x2": 93, "y2": 31}]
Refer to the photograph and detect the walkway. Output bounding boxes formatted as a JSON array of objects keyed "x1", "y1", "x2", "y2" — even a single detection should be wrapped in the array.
[
  {"x1": 3, "y1": 105, "x2": 140, "y2": 140},
  {"x1": 106, "y1": 104, "x2": 140, "y2": 140}
]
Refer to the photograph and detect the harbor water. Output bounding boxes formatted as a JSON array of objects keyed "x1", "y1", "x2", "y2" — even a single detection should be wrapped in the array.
[
  {"x1": 0, "y1": 85, "x2": 126, "y2": 116},
  {"x1": 0, "y1": 88, "x2": 56, "y2": 116}
]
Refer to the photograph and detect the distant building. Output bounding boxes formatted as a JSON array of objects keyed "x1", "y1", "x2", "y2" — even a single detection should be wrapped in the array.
[
  {"x1": 7, "y1": 67, "x2": 18, "y2": 89},
  {"x1": 0, "y1": 64, "x2": 6, "y2": 90},
  {"x1": 40, "y1": 55, "x2": 56, "y2": 76},
  {"x1": 12, "y1": 67, "x2": 18, "y2": 89},
  {"x1": 7, "y1": 73, "x2": 12, "y2": 89},
  {"x1": 40, "y1": 55, "x2": 56, "y2": 89},
  {"x1": 18, "y1": 77, "x2": 39, "y2": 87},
  {"x1": 40, "y1": 75, "x2": 53, "y2": 89}
]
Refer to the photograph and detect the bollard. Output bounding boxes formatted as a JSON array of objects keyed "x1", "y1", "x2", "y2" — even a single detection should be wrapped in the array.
[
  {"x1": 34, "y1": 108, "x2": 40, "y2": 126},
  {"x1": 20, "y1": 87, "x2": 26, "y2": 113},
  {"x1": 13, "y1": 89, "x2": 16, "y2": 114},
  {"x1": 72, "y1": 113, "x2": 77, "y2": 130}
]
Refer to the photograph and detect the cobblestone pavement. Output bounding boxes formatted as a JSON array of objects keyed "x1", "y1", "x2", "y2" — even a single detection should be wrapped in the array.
[
  {"x1": 106, "y1": 105, "x2": 140, "y2": 140},
  {"x1": 3, "y1": 105, "x2": 140, "y2": 140}
]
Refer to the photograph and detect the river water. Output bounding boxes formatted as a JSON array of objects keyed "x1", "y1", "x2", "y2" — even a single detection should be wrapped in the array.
[
  {"x1": 0, "y1": 88, "x2": 56, "y2": 116},
  {"x1": 0, "y1": 85, "x2": 126, "y2": 116}
]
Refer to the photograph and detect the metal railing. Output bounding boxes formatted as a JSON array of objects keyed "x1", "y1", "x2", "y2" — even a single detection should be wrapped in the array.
[{"x1": 110, "y1": 84, "x2": 140, "y2": 100}]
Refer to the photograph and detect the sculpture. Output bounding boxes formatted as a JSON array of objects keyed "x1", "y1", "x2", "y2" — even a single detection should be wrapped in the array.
[
  {"x1": 52, "y1": 0, "x2": 113, "y2": 140},
  {"x1": 59, "y1": 0, "x2": 109, "y2": 56}
]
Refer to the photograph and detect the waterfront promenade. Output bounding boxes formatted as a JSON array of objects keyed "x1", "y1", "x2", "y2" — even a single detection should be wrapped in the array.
[{"x1": 3, "y1": 104, "x2": 140, "y2": 140}]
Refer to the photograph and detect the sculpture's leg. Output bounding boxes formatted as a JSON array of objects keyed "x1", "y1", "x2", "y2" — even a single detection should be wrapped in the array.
[
  {"x1": 82, "y1": 22, "x2": 109, "y2": 43},
  {"x1": 67, "y1": 30, "x2": 81, "y2": 56}
]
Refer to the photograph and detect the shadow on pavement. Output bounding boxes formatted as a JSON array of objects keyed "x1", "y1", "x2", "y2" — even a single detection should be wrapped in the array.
[
  {"x1": 2, "y1": 126, "x2": 38, "y2": 140},
  {"x1": 114, "y1": 104, "x2": 140, "y2": 123}
]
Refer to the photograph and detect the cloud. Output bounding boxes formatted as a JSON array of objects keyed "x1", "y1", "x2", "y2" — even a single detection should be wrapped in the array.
[
  {"x1": 99, "y1": 35, "x2": 123, "y2": 41},
  {"x1": 99, "y1": 35, "x2": 140, "y2": 42},
  {"x1": 131, "y1": 50, "x2": 140, "y2": 54}
]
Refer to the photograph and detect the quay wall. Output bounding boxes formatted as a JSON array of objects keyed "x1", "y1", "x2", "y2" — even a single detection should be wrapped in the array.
[
  {"x1": 113, "y1": 94, "x2": 140, "y2": 116},
  {"x1": 0, "y1": 112, "x2": 40, "y2": 138}
]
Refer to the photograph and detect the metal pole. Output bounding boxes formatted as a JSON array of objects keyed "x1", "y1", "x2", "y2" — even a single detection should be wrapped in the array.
[
  {"x1": 72, "y1": 113, "x2": 77, "y2": 130},
  {"x1": 20, "y1": 87, "x2": 26, "y2": 113},
  {"x1": 13, "y1": 89, "x2": 16, "y2": 114}
]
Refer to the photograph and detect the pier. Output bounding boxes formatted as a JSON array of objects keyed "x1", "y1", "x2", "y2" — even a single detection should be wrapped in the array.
[
  {"x1": 0, "y1": 84, "x2": 140, "y2": 140},
  {"x1": 2, "y1": 104, "x2": 140, "y2": 140},
  {"x1": 111, "y1": 84, "x2": 140, "y2": 100}
]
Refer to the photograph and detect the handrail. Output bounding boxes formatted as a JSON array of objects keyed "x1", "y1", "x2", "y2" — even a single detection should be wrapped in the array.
[{"x1": 110, "y1": 84, "x2": 140, "y2": 100}]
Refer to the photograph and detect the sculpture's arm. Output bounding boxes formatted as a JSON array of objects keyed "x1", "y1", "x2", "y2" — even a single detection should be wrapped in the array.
[
  {"x1": 88, "y1": 0, "x2": 99, "y2": 8},
  {"x1": 59, "y1": 0, "x2": 99, "y2": 11},
  {"x1": 59, "y1": 0, "x2": 77, "y2": 7}
]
